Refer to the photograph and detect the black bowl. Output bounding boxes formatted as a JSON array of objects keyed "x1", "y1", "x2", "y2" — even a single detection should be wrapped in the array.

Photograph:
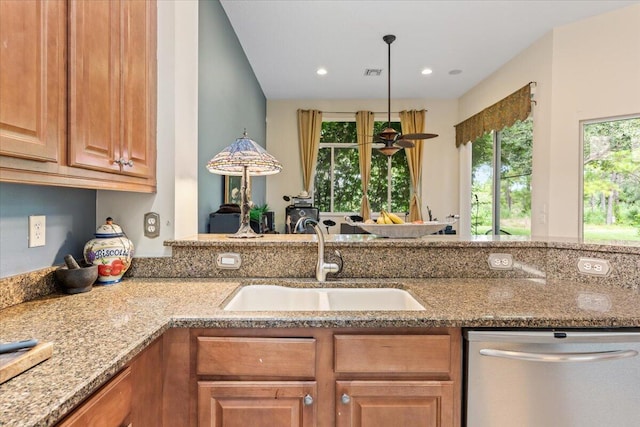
[{"x1": 54, "y1": 264, "x2": 98, "y2": 294}]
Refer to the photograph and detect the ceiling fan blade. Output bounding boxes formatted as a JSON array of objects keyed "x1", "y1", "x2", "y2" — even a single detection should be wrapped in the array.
[
  {"x1": 395, "y1": 139, "x2": 415, "y2": 148},
  {"x1": 400, "y1": 132, "x2": 439, "y2": 140}
]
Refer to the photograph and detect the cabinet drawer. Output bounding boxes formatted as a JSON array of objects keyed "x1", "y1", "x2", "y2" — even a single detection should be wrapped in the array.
[
  {"x1": 334, "y1": 335, "x2": 451, "y2": 375},
  {"x1": 197, "y1": 337, "x2": 316, "y2": 378},
  {"x1": 58, "y1": 367, "x2": 132, "y2": 427}
]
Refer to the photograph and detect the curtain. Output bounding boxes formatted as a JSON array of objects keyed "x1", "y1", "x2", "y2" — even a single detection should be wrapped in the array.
[
  {"x1": 455, "y1": 83, "x2": 532, "y2": 147},
  {"x1": 356, "y1": 111, "x2": 374, "y2": 220},
  {"x1": 400, "y1": 109, "x2": 426, "y2": 222},
  {"x1": 297, "y1": 109, "x2": 323, "y2": 193}
]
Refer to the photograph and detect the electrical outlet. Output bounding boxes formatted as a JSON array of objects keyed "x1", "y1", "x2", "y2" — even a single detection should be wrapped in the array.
[
  {"x1": 216, "y1": 253, "x2": 242, "y2": 269},
  {"x1": 577, "y1": 257, "x2": 611, "y2": 276},
  {"x1": 28, "y1": 215, "x2": 46, "y2": 247},
  {"x1": 488, "y1": 253, "x2": 513, "y2": 270},
  {"x1": 144, "y1": 212, "x2": 160, "y2": 238}
]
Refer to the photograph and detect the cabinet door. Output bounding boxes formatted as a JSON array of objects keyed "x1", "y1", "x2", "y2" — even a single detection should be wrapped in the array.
[
  {"x1": 57, "y1": 367, "x2": 132, "y2": 427},
  {"x1": 336, "y1": 381, "x2": 454, "y2": 427},
  {"x1": 130, "y1": 336, "x2": 162, "y2": 426},
  {"x1": 119, "y1": 0, "x2": 156, "y2": 179},
  {"x1": 0, "y1": 0, "x2": 65, "y2": 162},
  {"x1": 68, "y1": 0, "x2": 156, "y2": 178},
  {"x1": 198, "y1": 381, "x2": 317, "y2": 427},
  {"x1": 68, "y1": 0, "x2": 121, "y2": 173}
]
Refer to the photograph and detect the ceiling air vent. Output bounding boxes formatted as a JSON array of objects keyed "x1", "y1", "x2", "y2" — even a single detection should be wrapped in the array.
[{"x1": 364, "y1": 69, "x2": 382, "y2": 76}]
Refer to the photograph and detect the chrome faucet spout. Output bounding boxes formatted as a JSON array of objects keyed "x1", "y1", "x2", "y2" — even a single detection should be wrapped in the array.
[{"x1": 301, "y1": 219, "x2": 342, "y2": 282}]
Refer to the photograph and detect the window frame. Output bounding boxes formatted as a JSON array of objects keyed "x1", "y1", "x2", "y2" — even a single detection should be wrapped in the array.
[
  {"x1": 471, "y1": 116, "x2": 533, "y2": 236},
  {"x1": 579, "y1": 113, "x2": 640, "y2": 240},
  {"x1": 315, "y1": 118, "x2": 408, "y2": 214},
  {"x1": 320, "y1": 140, "x2": 361, "y2": 213}
]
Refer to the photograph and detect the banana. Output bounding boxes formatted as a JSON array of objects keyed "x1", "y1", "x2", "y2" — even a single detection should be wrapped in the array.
[
  {"x1": 380, "y1": 210, "x2": 403, "y2": 224},
  {"x1": 385, "y1": 211, "x2": 405, "y2": 224},
  {"x1": 376, "y1": 214, "x2": 385, "y2": 224},
  {"x1": 381, "y1": 211, "x2": 393, "y2": 224}
]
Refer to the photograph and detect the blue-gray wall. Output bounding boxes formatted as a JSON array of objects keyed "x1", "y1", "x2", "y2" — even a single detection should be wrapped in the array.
[
  {"x1": 198, "y1": 0, "x2": 267, "y2": 233},
  {"x1": 0, "y1": 183, "x2": 96, "y2": 277}
]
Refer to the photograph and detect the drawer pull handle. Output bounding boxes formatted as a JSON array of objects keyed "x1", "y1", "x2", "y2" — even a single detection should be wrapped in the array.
[
  {"x1": 341, "y1": 393, "x2": 351, "y2": 404},
  {"x1": 303, "y1": 394, "x2": 313, "y2": 406}
]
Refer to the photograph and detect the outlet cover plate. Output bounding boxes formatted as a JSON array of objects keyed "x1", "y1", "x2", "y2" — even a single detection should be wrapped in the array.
[
  {"x1": 577, "y1": 257, "x2": 611, "y2": 276},
  {"x1": 144, "y1": 212, "x2": 160, "y2": 238},
  {"x1": 488, "y1": 253, "x2": 513, "y2": 270},
  {"x1": 28, "y1": 215, "x2": 46, "y2": 247}
]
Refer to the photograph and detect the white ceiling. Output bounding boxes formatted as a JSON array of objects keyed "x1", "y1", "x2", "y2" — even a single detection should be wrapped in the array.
[{"x1": 220, "y1": 0, "x2": 638, "y2": 100}]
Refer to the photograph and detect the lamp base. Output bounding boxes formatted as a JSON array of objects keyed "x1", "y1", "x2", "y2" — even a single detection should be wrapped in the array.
[{"x1": 229, "y1": 223, "x2": 263, "y2": 239}]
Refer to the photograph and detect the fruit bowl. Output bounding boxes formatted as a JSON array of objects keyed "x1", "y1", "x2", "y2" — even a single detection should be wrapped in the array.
[{"x1": 346, "y1": 218, "x2": 454, "y2": 238}]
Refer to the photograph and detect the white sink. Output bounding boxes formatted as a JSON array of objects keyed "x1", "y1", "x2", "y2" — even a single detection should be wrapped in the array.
[{"x1": 223, "y1": 285, "x2": 425, "y2": 311}]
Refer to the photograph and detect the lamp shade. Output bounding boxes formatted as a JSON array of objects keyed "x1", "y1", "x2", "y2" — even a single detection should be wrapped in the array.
[{"x1": 207, "y1": 133, "x2": 282, "y2": 176}]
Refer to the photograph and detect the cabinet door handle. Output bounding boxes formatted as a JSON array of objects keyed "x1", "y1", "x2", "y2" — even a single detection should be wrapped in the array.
[
  {"x1": 113, "y1": 158, "x2": 134, "y2": 167},
  {"x1": 341, "y1": 393, "x2": 351, "y2": 404},
  {"x1": 303, "y1": 394, "x2": 313, "y2": 406}
]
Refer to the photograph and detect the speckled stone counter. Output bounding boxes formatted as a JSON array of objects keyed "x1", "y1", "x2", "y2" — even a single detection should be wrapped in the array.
[
  {"x1": 1, "y1": 277, "x2": 639, "y2": 427},
  {"x1": 4, "y1": 235, "x2": 640, "y2": 310},
  {"x1": 152, "y1": 234, "x2": 639, "y2": 289}
]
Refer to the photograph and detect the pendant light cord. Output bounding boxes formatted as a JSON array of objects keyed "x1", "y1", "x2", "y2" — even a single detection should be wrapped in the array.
[{"x1": 387, "y1": 36, "x2": 392, "y2": 128}]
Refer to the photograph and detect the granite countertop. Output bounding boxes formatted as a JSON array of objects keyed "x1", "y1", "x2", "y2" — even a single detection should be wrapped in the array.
[
  {"x1": 1, "y1": 277, "x2": 639, "y2": 427},
  {"x1": 165, "y1": 233, "x2": 640, "y2": 254}
]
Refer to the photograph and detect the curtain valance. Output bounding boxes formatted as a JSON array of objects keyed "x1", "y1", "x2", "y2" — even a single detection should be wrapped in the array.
[{"x1": 455, "y1": 83, "x2": 533, "y2": 147}]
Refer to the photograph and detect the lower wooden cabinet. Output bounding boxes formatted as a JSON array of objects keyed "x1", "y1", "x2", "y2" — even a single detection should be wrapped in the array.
[
  {"x1": 57, "y1": 337, "x2": 162, "y2": 427},
  {"x1": 56, "y1": 328, "x2": 460, "y2": 427},
  {"x1": 166, "y1": 327, "x2": 461, "y2": 427},
  {"x1": 57, "y1": 367, "x2": 132, "y2": 427},
  {"x1": 198, "y1": 381, "x2": 317, "y2": 427},
  {"x1": 332, "y1": 334, "x2": 456, "y2": 427}
]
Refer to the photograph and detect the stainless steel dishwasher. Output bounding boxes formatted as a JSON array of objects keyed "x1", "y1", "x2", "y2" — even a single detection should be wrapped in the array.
[{"x1": 465, "y1": 330, "x2": 640, "y2": 427}]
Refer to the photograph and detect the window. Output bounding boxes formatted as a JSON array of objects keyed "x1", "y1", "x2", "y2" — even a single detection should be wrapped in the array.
[
  {"x1": 471, "y1": 117, "x2": 533, "y2": 235},
  {"x1": 582, "y1": 115, "x2": 640, "y2": 241},
  {"x1": 314, "y1": 121, "x2": 410, "y2": 213}
]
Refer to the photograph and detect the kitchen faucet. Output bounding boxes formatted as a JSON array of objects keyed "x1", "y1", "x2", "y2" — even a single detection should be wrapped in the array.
[{"x1": 295, "y1": 218, "x2": 342, "y2": 281}]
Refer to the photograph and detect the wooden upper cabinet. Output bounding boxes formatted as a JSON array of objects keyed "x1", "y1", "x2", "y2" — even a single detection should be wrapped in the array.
[
  {"x1": 68, "y1": 0, "x2": 156, "y2": 179},
  {"x1": 0, "y1": 0, "x2": 66, "y2": 163}
]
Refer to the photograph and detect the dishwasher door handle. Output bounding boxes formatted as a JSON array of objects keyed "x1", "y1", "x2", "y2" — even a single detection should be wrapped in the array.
[{"x1": 479, "y1": 348, "x2": 638, "y2": 362}]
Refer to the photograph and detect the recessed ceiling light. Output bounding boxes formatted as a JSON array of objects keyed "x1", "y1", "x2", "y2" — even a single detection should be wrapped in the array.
[
  {"x1": 421, "y1": 68, "x2": 433, "y2": 75},
  {"x1": 449, "y1": 69, "x2": 463, "y2": 75},
  {"x1": 316, "y1": 68, "x2": 328, "y2": 76}
]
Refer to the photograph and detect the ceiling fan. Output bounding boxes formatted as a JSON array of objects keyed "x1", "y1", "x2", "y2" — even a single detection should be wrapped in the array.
[{"x1": 376, "y1": 34, "x2": 438, "y2": 156}]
